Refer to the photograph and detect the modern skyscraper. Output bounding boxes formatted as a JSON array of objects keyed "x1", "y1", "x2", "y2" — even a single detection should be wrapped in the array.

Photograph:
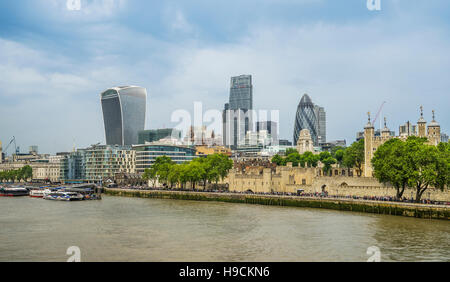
[
  {"x1": 293, "y1": 94, "x2": 326, "y2": 146},
  {"x1": 223, "y1": 75, "x2": 253, "y2": 148},
  {"x1": 314, "y1": 105, "x2": 326, "y2": 144},
  {"x1": 229, "y1": 75, "x2": 253, "y2": 110},
  {"x1": 101, "y1": 86, "x2": 147, "y2": 146}
]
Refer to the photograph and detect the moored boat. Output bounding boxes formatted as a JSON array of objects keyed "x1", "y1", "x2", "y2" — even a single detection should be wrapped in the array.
[
  {"x1": 43, "y1": 191, "x2": 84, "y2": 201},
  {"x1": 29, "y1": 189, "x2": 45, "y2": 198},
  {"x1": 0, "y1": 187, "x2": 30, "y2": 197}
]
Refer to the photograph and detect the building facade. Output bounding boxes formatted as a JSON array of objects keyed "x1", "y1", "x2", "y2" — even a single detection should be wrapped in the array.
[
  {"x1": 84, "y1": 145, "x2": 135, "y2": 181},
  {"x1": 101, "y1": 86, "x2": 147, "y2": 146},
  {"x1": 223, "y1": 75, "x2": 253, "y2": 148},
  {"x1": 314, "y1": 105, "x2": 326, "y2": 144},
  {"x1": 138, "y1": 128, "x2": 182, "y2": 144},
  {"x1": 134, "y1": 144, "x2": 197, "y2": 174},
  {"x1": 229, "y1": 75, "x2": 253, "y2": 110},
  {"x1": 195, "y1": 146, "x2": 232, "y2": 157},
  {"x1": 363, "y1": 108, "x2": 441, "y2": 177},
  {"x1": 293, "y1": 94, "x2": 326, "y2": 146},
  {"x1": 256, "y1": 121, "x2": 278, "y2": 144},
  {"x1": 296, "y1": 129, "x2": 315, "y2": 154}
]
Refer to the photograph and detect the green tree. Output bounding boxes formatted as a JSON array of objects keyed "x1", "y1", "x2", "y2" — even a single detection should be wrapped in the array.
[
  {"x1": 167, "y1": 164, "x2": 182, "y2": 188},
  {"x1": 343, "y1": 139, "x2": 365, "y2": 176},
  {"x1": 303, "y1": 151, "x2": 320, "y2": 168},
  {"x1": 285, "y1": 151, "x2": 301, "y2": 167},
  {"x1": 153, "y1": 156, "x2": 175, "y2": 187},
  {"x1": 186, "y1": 161, "x2": 205, "y2": 190},
  {"x1": 285, "y1": 148, "x2": 298, "y2": 156},
  {"x1": 331, "y1": 146, "x2": 346, "y2": 157},
  {"x1": 271, "y1": 154, "x2": 284, "y2": 166},
  {"x1": 319, "y1": 151, "x2": 332, "y2": 162},
  {"x1": 142, "y1": 167, "x2": 158, "y2": 188},
  {"x1": 213, "y1": 154, "x2": 233, "y2": 183},
  {"x1": 372, "y1": 138, "x2": 410, "y2": 199},
  {"x1": 334, "y1": 149, "x2": 345, "y2": 166},
  {"x1": 405, "y1": 137, "x2": 448, "y2": 203},
  {"x1": 322, "y1": 157, "x2": 337, "y2": 175},
  {"x1": 21, "y1": 165, "x2": 32, "y2": 182}
]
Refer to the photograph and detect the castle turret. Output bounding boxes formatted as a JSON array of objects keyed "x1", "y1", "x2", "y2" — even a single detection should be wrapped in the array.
[
  {"x1": 364, "y1": 112, "x2": 375, "y2": 177},
  {"x1": 417, "y1": 105, "x2": 427, "y2": 138},
  {"x1": 427, "y1": 110, "x2": 441, "y2": 146},
  {"x1": 381, "y1": 117, "x2": 391, "y2": 138}
]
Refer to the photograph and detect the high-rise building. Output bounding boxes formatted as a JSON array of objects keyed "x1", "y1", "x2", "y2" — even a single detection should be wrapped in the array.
[
  {"x1": 256, "y1": 121, "x2": 278, "y2": 144},
  {"x1": 222, "y1": 75, "x2": 253, "y2": 148},
  {"x1": 294, "y1": 94, "x2": 326, "y2": 146},
  {"x1": 229, "y1": 75, "x2": 252, "y2": 110},
  {"x1": 223, "y1": 75, "x2": 253, "y2": 148},
  {"x1": 101, "y1": 86, "x2": 147, "y2": 146},
  {"x1": 314, "y1": 106, "x2": 326, "y2": 144}
]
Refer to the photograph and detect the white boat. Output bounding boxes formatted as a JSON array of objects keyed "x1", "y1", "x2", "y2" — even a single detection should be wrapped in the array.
[
  {"x1": 30, "y1": 189, "x2": 45, "y2": 198},
  {"x1": 43, "y1": 191, "x2": 84, "y2": 201}
]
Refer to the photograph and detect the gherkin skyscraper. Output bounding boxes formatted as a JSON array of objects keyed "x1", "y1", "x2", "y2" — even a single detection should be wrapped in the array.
[{"x1": 293, "y1": 94, "x2": 325, "y2": 146}]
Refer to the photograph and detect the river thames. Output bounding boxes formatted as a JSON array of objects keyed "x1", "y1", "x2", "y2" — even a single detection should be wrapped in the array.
[{"x1": 0, "y1": 196, "x2": 448, "y2": 262}]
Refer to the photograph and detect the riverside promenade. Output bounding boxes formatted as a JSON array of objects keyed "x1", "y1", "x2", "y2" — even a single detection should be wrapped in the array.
[{"x1": 105, "y1": 188, "x2": 450, "y2": 220}]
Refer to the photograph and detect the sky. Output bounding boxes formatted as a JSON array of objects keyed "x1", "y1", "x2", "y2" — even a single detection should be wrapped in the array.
[{"x1": 0, "y1": 0, "x2": 449, "y2": 154}]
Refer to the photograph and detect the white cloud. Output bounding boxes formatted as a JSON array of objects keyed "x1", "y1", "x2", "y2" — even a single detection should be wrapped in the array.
[{"x1": 1, "y1": 7, "x2": 449, "y2": 153}]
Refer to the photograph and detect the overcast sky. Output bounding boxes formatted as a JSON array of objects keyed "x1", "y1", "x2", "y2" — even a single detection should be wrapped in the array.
[{"x1": 0, "y1": 0, "x2": 449, "y2": 154}]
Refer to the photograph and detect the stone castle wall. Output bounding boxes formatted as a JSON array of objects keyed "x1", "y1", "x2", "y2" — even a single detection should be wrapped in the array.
[{"x1": 226, "y1": 166, "x2": 450, "y2": 202}]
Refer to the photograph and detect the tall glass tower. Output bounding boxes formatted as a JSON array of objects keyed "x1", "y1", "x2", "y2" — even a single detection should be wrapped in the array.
[
  {"x1": 293, "y1": 94, "x2": 326, "y2": 146},
  {"x1": 229, "y1": 75, "x2": 253, "y2": 110},
  {"x1": 101, "y1": 86, "x2": 147, "y2": 146},
  {"x1": 223, "y1": 75, "x2": 253, "y2": 148}
]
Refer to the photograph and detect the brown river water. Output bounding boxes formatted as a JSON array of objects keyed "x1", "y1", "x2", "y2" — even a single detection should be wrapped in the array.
[{"x1": 0, "y1": 195, "x2": 448, "y2": 262}]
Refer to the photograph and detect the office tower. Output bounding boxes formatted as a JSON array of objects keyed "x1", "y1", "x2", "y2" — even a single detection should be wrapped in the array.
[
  {"x1": 229, "y1": 75, "x2": 252, "y2": 110},
  {"x1": 101, "y1": 86, "x2": 147, "y2": 146},
  {"x1": 138, "y1": 129, "x2": 182, "y2": 144},
  {"x1": 223, "y1": 75, "x2": 253, "y2": 148},
  {"x1": 293, "y1": 94, "x2": 326, "y2": 146},
  {"x1": 314, "y1": 106, "x2": 326, "y2": 144},
  {"x1": 256, "y1": 121, "x2": 278, "y2": 145}
]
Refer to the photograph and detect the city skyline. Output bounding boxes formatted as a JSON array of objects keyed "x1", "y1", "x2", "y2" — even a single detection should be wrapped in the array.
[{"x1": 1, "y1": 1, "x2": 450, "y2": 154}]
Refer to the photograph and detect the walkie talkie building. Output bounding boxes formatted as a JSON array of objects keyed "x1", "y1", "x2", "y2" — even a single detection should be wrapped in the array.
[{"x1": 101, "y1": 86, "x2": 147, "y2": 146}]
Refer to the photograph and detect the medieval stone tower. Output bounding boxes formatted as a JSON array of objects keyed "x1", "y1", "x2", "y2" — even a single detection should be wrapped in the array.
[{"x1": 363, "y1": 106, "x2": 441, "y2": 177}]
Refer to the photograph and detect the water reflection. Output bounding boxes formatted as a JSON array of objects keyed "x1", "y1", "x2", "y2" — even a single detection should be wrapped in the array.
[{"x1": 0, "y1": 196, "x2": 448, "y2": 262}]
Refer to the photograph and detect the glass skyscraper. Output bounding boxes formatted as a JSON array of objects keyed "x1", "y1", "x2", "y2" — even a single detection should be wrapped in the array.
[
  {"x1": 223, "y1": 75, "x2": 253, "y2": 148},
  {"x1": 229, "y1": 75, "x2": 253, "y2": 110},
  {"x1": 293, "y1": 94, "x2": 326, "y2": 146},
  {"x1": 101, "y1": 86, "x2": 147, "y2": 146}
]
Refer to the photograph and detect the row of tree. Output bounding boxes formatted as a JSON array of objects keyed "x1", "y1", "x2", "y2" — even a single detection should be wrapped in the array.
[
  {"x1": 142, "y1": 154, "x2": 234, "y2": 189},
  {"x1": 372, "y1": 137, "x2": 449, "y2": 202},
  {"x1": 0, "y1": 165, "x2": 33, "y2": 183},
  {"x1": 271, "y1": 141, "x2": 364, "y2": 175},
  {"x1": 271, "y1": 137, "x2": 449, "y2": 203}
]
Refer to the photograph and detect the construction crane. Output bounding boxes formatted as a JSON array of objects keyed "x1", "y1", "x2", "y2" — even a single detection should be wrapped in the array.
[
  {"x1": 4, "y1": 136, "x2": 18, "y2": 156},
  {"x1": 372, "y1": 101, "x2": 387, "y2": 128}
]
